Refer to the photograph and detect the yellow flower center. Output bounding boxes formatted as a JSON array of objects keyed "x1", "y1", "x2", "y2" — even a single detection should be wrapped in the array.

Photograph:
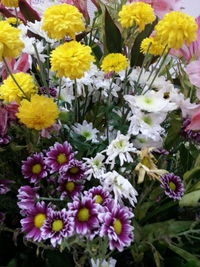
[
  {"x1": 141, "y1": 156, "x2": 152, "y2": 169},
  {"x1": 77, "y1": 208, "x2": 90, "y2": 222},
  {"x1": 65, "y1": 181, "x2": 75, "y2": 192},
  {"x1": 32, "y1": 164, "x2": 42, "y2": 174},
  {"x1": 57, "y1": 153, "x2": 67, "y2": 164},
  {"x1": 69, "y1": 167, "x2": 79, "y2": 174},
  {"x1": 95, "y1": 194, "x2": 103, "y2": 204},
  {"x1": 34, "y1": 213, "x2": 46, "y2": 228},
  {"x1": 169, "y1": 182, "x2": 176, "y2": 191},
  {"x1": 113, "y1": 219, "x2": 122, "y2": 235},
  {"x1": 52, "y1": 219, "x2": 63, "y2": 232}
]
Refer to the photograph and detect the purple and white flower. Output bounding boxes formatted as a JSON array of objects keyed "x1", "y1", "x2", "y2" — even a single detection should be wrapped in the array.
[
  {"x1": 20, "y1": 201, "x2": 49, "y2": 242},
  {"x1": 85, "y1": 186, "x2": 111, "y2": 207},
  {"x1": 0, "y1": 179, "x2": 14, "y2": 195},
  {"x1": 22, "y1": 152, "x2": 48, "y2": 184},
  {"x1": 99, "y1": 201, "x2": 134, "y2": 252},
  {"x1": 68, "y1": 196, "x2": 99, "y2": 236},
  {"x1": 160, "y1": 173, "x2": 184, "y2": 200},
  {"x1": 41, "y1": 208, "x2": 73, "y2": 247},
  {"x1": 59, "y1": 159, "x2": 86, "y2": 181},
  {"x1": 17, "y1": 185, "x2": 39, "y2": 215},
  {"x1": 45, "y1": 141, "x2": 74, "y2": 173},
  {"x1": 58, "y1": 178, "x2": 83, "y2": 200}
]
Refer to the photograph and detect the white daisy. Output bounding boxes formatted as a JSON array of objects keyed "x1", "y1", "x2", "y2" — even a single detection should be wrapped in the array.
[
  {"x1": 104, "y1": 131, "x2": 137, "y2": 169},
  {"x1": 101, "y1": 170, "x2": 138, "y2": 207},
  {"x1": 83, "y1": 153, "x2": 106, "y2": 180},
  {"x1": 72, "y1": 120, "x2": 99, "y2": 143},
  {"x1": 90, "y1": 258, "x2": 117, "y2": 267}
]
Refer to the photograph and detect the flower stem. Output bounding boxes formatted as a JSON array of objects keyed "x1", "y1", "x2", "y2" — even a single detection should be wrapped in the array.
[{"x1": 2, "y1": 57, "x2": 28, "y2": 99}]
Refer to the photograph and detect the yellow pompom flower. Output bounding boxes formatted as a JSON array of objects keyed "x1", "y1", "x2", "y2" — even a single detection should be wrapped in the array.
[
  {"x1": 42, "y1": 3, "x2": 85, "y2": 40},
  {"x1": 118, "y1": 2, "x2": 156, "y2": 31},
  {"x1": 50, "y1": 41, "x2": 95, "y2": 79},
  {"x1": 0, "y1": 73, "x2": 37, "y2": 103},
  {"x1": 101, "y1": 53, "x2": 129, "y2": 73},
  {"x1": 140, "y1": 37, "x2": 165, "y2": 56},
  {"x1": 0, "y1": 21, "x2": 24, "y2": 61},
  {"x1": 1, "y1": 0, "x2": 18, "y2": 8},
  {"x1": 6, "y1": 17, "x2": 22, "y2": 26},
  {"x1": 155, "y1": 11, "x2": 198, "y2": 49},
  {"x1": 16, "y1": 95, "x2": 59, "y2": 130}
]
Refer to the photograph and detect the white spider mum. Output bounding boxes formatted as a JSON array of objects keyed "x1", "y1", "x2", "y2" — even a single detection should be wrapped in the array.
[
  {"x1": 83, "y1": 153, "x2": 106, "y2": 180},
  {"x1": 101, "y1": 171, "x2": 138, "y2": 207},
  {"x1": 72, "y1": 120, "x2": 99, "y2": 143},
  {"x1": 105, "y1": 132, "x2": 137, "y2": 169}
]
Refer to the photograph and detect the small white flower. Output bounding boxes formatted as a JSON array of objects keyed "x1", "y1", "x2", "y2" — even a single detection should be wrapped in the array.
[
  {"x1": 124, "y1": 91, "x2": 177, "y2": 113},
  {"x1": 101, "y1": 170, "x2": 138, "y2": 207},
  {"x1": 104, "y1": 132, "x2": 137, "y2": 169},
  {"x1": 90, "y1": 258, "x2": 117, "y2": 267},
  {"x1": 133, "y1": 134, "x2": 163, "y2": 149},
  {"x1": 72, "y1": 120, "x2": 99, "y2": 143},
  {"x1": 83, "y1": 153, "x2": 106, "y2": 180}
]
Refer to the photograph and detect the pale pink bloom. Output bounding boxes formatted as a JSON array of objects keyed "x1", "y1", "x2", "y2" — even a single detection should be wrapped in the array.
[
  {"x1": 170, "y1": 17, "x2": 200, "y2": 62},
  {"x1": 2, "y1": 53, "x2": 30, "y2": 80},
  {"x1": 129, "y1": 0, "x2": 182, "y2": 18},
  {"x1": 186, "y1": 108, "x2": 200, "y2": 131},
  {"x1": 186, "y1": 60, "x2": 200, "y2": 88},
  {"x1": 72, "y1": 0, "x2": 89, "y2": 21},
  {"x1": 40, "y1": 123, "x2": 61, "y2": 139}
]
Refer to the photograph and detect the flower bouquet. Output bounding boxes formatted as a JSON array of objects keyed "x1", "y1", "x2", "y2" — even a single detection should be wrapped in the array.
[{"x1": 1, "y1": 0, "x2": 200, "y2": 266}]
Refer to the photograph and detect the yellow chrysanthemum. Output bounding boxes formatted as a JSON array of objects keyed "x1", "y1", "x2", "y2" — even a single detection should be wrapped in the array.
[
  {"x1": 155, "y1": 11, "x2": 198, "y2": 49},
  {"x1": 118, "y1": 2, "x2": 156, "y2": 31},
  {"x1": 101, "y1": 53, "x2": 129, "y2": 73},
  {"x1": 42, "y1": 3, "x2": 85, "y2": 40},
  {"x1": 0, "y1": 72, "x2": 37, "y2": 103},
  {"x1": 16, "y1": 95, "x2": 59, "y2": 130},
  {"x1": 0, "y1": 21, "x2": 24, "y2": 62},
  {"x1": 1, "y1": 0, "x2": 18, "y2": 7},
  {"x1": 50, "y1": 41, "x2": 94, "y2": 79},
  {"x1": 140, "y1": 37, "x2": 165, "y2": 56},
  {"x1": 6, "y1": 17, "x2": 22, "y2": 26}
]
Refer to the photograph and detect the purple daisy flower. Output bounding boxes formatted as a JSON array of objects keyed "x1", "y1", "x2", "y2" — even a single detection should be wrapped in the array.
[
  {"x1": 59, "y1": 159, "x2": 86, "y2": 181},
  {"x1": 41, "y1": 208, "x2": 73, "y2": 247},
  {"x1": 17, "y1": 186, "x2": 39, "y2": 215},
  {"x1": 99, "y1": 201, "x2": 134, "y2": 252},
  {"x1": 68, "y1": 196, "x2": 99, "y2": 236},
  {"x1": 0, "y1": 179, "x2": 14, "y2": 195},
  {"x1": 45, "y1": 141, "x2": 74, "y2": 173},
  {"x1": 58, "y1": 178, "x2": 83, "y2": 200},
  {"x1": 160, "y1": 173, "x2": 184, "y2": 200},
  {"x1": 20, "y1": 201, "x2": 49, "y2": 242},
  {"x1": 22, "y1": 153, "x2": 48, "y2": 184},
  {"x1": 85, "y1": 186, "x2": 111, "y2": 207},
  {"x1": 181, "y1": 118, "x2": 200, "y2": 143}
]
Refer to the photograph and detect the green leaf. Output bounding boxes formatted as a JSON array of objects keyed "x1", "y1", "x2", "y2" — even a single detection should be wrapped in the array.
[
  {"x1": 179, "y1": 190, "x2": 200, "y2": 207},
  {"x1": 167, "y1": 244, "x2": 200, "y2": 265},
  {"x1": 104, "y1": 8, "x2": 122, "y2": 53},
  {"x1": 184, "y1": 167, "x2": 200, "y2": 181}
]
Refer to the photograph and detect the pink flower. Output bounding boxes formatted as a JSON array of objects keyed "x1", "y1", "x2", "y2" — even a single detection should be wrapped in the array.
[
  {"x1": 186, "y1": 60, "x2": 200, "y2": 88},
  {"x1": 186, "y1": 108, "x2": 200, "y2": 131},
  {"x1": 0, "y1": 106, "x2": 8, "y2": 137},
  {"x1": 170, "y1": 17, "x2": 200, "y2": 62},
  {"x1": 129, "y1": 0, "x2": 181, "y2": 18},
  {"x1": 2, "y1": 53, "x2": 30, "y2": 80}
]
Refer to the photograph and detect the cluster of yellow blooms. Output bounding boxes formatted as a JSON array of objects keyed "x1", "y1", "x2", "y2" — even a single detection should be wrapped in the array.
[
  {"x1": 1, "y1": 0, "x2": 18, "y2": 8},
  {"x1": 101, "y1": 53, "x2": 129, "y2": 73},
  {"x1": 50, "y1": 41, "x2": 94, "y2": 79},
  {"x1": 0, "y1": 21, "x2": 24, "y2": 61},
  {"x1": 0, "y1": 1, "x2": 198, "y2": 132},
  {"x1": 42, "y1": 3, "x2": 85, "y2": 40}
]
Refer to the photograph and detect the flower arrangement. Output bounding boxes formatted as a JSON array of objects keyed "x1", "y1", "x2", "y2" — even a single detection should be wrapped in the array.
[{"x1": 0, "y1": 0, "x2": 200, "y2": 266}]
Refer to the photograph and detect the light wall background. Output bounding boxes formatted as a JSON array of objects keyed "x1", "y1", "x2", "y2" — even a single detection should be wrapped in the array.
[{"x1": 182, "y1": 0, "x2": 200, "y2": 17}]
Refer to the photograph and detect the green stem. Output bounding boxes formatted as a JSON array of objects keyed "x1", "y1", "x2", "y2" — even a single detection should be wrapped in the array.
[
  {"x1": 106, "y1": 76, "x2": 114, "y2": 143},
  {"x1": 2, "y1": 57, "x2": 28, "y2": 99},
  {"x1": 38, "y1": 197, "x2": 64, "y2": 202},
  {"x1": 57, "y1": 77, "x2": 62, "y2": 106}
]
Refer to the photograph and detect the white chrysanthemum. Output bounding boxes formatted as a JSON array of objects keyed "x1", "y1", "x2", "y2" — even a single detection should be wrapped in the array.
[
  {"x1": 101, "y1": 170, "x2": 138, "y2": 207},
  {"x1": 90, "y1": 258, "x2": 117, "y2": 267},
  {"x1": 133, "y1": 134, "x2": 163, "y2": 149},
  {"x1": 104, "y1": 131, "x2": 137, "y2": 169},
  {"x1": 83, "y1": 153, "x2": 106, "y2": 180},
  {"x1": 72, "y1": 120, "x2": 99, "y2": 143},
  {"x1": 128, "y1": 109, "x2": 166, "y2": 141},
  {"x1": 124, "y1": 91, "x2": 177, "y2": 113}
]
